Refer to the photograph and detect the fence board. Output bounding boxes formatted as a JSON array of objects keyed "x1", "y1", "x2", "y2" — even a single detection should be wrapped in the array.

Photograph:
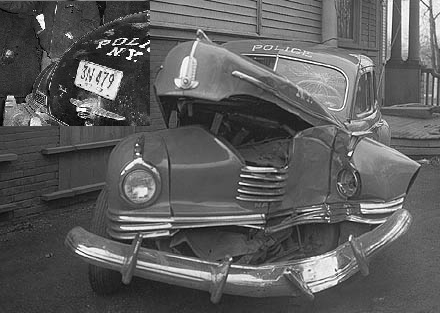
[{"x1": 58, "y1": 126, "x2": 136, "y2": 191}]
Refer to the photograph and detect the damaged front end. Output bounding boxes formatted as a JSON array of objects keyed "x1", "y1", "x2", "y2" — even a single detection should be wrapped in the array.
[
  {"x1": 67, "y1": 210, "x2": 411, "y2": 302},
  {"x1": 66, "y1": 34, "x2": 419, "y2": 303}
]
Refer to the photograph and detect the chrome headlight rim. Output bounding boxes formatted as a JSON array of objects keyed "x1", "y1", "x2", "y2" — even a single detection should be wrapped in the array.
[
  {"x1": 119, "y1": 162, "x2": 162, "y2": 208},
  {"x1": 336, "y1": 167, "x2": 361, "y2": 199}
]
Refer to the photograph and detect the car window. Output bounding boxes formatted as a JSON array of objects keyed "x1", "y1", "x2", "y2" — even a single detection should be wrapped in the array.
[
  {"x1": 354, "y1": 72, "x2": 374, "y2": 117},
  {"x1": 247, "y1": 55, "x2": 277, "y2": 69},
  {"x1": 275, "y1": 58, "x2": 347, "y2": 110}
]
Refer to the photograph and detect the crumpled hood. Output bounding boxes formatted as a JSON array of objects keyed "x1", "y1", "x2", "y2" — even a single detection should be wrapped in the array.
[{"x1": 155, "y1": 39, "x2": 342, "y2": 128}]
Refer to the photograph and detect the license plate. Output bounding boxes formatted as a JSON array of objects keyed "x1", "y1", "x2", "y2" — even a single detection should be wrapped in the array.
[{"x1": 74, "y1": 60, "x2": 123, "y2": 100}]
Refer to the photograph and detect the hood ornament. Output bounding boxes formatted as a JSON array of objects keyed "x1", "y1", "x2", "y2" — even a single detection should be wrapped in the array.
[
  {"x1": 174, "y1": 41, "x2": 199, "y2": 90},
  {"x1": 134, "y1": 135, "x2": 145, "y2": 159},
  {"x1": 70, "y1": 97, "x2": 126, "y2": 122}
]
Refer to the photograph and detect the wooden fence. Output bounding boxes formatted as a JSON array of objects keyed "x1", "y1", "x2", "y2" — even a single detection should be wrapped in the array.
[{"x1": 0, "y1": 126, "x2": 160, "y2": 221}]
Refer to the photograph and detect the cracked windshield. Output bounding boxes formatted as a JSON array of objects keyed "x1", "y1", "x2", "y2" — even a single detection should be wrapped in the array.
[{"x1": 276, "y1": 59, "x2": 347, "y2": 110}]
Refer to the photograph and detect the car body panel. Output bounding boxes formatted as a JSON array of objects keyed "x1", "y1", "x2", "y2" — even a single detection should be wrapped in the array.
[
  {"x1": 105, "y1": 125, "x2": 420, "y2": 218},
  {"x1": 351, "y1": 137, "x2": 421, "y2": 201}
]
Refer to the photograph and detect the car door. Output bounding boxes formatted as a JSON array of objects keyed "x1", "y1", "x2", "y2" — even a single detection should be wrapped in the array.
[{"x1": 345, "y1": 70, "x2": 390, "y2": 145}]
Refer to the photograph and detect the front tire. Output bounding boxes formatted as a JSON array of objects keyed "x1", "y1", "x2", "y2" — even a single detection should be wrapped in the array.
[{"x1": 88, "y1": 188, "x2": 122, "y2": 294}]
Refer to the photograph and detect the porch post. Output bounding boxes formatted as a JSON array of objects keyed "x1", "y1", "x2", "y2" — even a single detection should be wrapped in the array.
[
  {"x1": 407, "y1": 0, "x2": 420, "y2": 63},
  {"x1": 322, "y1": 0, "x2": 338, "y2": 47},
  {"x1": 390, "y1": 0, "x2": 402, "y2": 61}
]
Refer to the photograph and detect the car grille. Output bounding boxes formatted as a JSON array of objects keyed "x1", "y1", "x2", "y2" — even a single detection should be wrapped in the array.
[{"x1": 236, "y1": 166, "x2": 288, "y2": 202}]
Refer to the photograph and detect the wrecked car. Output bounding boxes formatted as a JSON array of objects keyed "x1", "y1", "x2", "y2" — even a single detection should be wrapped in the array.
[
  {"x1": 65, "y1": 31, "x2": 420, "y2": 303},
  {"x1": 25, "y1": 11, "x2": 149, "y2": 126}
]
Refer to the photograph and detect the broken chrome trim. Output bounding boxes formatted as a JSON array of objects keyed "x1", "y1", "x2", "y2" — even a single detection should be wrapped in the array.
[
  {"x1": 106, "y1": 212, "x2": 266, "y2": 240},
  {"x1": 359, "y1": 197, "x2": 404, "y2": 214},
  {"x1": 266, "y1": 196, "x2": 405, "y2": 234},
  {"x1": 65, "y1": 209, "x2": 411, "y2": 301},
  {"x1": 107, "y1": 196, "x2": 405, "y2": 239}
]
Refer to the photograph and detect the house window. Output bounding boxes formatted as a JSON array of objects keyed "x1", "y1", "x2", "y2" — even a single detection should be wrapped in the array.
[
  {"x1": 336, "y1": 0, "x2": 360, "y2": 43},
  {"x1": 337, "y1": 0, "x2": 355, "y2": 39}
]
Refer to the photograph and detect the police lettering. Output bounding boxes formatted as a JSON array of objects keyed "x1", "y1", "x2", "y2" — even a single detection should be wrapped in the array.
[
  {"x1": 96, "y1": 37, "x2": 147, "y2": 62},
  {"x1": 251, "y1": 44, "x2": 312, "y2": 58}
]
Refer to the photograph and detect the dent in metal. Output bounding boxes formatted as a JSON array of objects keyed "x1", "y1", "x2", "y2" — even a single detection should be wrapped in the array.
[{"x1": 283, "y1": 268, "x2": 314, "y2": 300}]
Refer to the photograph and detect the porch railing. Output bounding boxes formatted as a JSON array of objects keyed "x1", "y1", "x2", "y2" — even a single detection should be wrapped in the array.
[{"x1": 421, "y1": 67, "x2": 440, "y2": 106}]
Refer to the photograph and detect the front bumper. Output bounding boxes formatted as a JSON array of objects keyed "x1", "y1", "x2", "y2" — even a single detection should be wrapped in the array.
[{"x1": 65, "y1": 209, "x2": 411, "y2": 302}]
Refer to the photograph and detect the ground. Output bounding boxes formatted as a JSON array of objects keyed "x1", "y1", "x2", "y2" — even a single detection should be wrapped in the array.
[{"x1": 0, "y1": 162, "x2": 439, "y2": 313}]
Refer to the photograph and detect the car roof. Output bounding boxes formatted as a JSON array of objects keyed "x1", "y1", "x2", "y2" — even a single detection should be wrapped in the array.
[{"x1": 222, "y1": 40, "x2": 375, "y2": 76}]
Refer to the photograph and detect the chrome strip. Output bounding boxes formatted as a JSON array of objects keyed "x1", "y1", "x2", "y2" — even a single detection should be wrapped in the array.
[
  {"x1": 236, "y1": 195, "x2": 284, "y2": 203},
  {"x1": 239, "y1": 181, "x2": 286, "y2": 188},
  {"x1": 118, "y1": 223, "x2": 173, "y2": 232},
  {"x1": 240, "y1": 173, "x2": 287, "y2": 181},
  {"x1": 66, "y1": 209, "x2": 412, "y2": 300},
  {"x1": 107, "y1": 212, "x2": 267, "y2": 239},
  {"x1": 237, "y1": 165, "x2": 288, "y2": 203},
  {"x1": 107, "y1": 197, "x2": 405, "y2": 239},
  {"x1": 360, "y1": 197, "x2": 404, "y2": 209},
  {"x1": 237, "y1": 188, "x2": 285, "y2": 196},
  {"x1": 266, "y1": 197, "x2": 406, "y2": 233},
  {"x1": 108, "y1": 213, "x2": 266, "y2": 223},
  {"x1": 242, "y1": 166, "x2": 288, "y2": 174}
]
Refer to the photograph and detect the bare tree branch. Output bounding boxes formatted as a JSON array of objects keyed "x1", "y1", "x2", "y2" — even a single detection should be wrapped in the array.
[
  {"x1": 435, "y1": 12, "x2": 440, "y2": 20},
  {"x1": 420, "y1": 0, "x2": 430, "y2": 9}
]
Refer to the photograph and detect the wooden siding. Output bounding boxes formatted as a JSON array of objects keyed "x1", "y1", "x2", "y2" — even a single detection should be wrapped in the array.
[
  {"x1": 261, "y1": 0, "x2": 321, "y2": 42},
  {"x1": 151, "y1": 0, "x2": 322, "y2": 42},
  {"x1": 151, "y1": 0, "x2": 258, "y2": 36}
]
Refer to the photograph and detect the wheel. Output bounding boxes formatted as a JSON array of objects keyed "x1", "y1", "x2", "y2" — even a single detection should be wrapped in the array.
[{"x1": 88, "y1": 188, "x2": 122, "y2": 294}]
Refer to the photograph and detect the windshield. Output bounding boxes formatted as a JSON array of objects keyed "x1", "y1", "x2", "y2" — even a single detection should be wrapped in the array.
[{"x1": 275, "y1": 58, "x2": 347, "y2": 110}]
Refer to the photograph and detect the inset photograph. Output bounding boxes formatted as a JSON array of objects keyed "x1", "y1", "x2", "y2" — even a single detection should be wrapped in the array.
[{"x1": 1, "y1": 1, "x2": 150, "y2": 126}]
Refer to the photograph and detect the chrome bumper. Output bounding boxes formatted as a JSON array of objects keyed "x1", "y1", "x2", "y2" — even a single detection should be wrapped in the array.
[{"x1": 65, "y1": 209, "x2": 411, "y2": 302}]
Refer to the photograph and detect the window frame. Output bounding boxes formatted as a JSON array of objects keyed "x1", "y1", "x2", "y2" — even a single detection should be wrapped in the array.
[
  {"x1": 352, "y1": 70, "x2": 377, "y2": 120},
  {"x1": 336, "y1": 0, "x2": 361, "y2": 47}
]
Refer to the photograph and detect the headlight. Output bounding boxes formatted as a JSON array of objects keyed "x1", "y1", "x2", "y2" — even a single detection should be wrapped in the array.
[
  {"x1": 122, "y1": 169, "x2": 159, "y2": 205},
  {"x1": 336, "y1": 168, "x2": 360, "y2": 198}
]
